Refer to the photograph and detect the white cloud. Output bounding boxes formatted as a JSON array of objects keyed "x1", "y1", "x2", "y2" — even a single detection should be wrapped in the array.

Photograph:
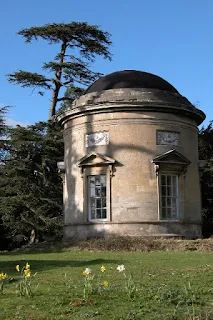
[{"x1": 5, "y1": 118, "x2": 30, "y2": 127}]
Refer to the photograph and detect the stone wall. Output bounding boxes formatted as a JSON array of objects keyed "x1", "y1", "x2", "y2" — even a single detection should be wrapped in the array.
[{"x1": 59, "y1": 88, "x2": 204, "y2": 239}]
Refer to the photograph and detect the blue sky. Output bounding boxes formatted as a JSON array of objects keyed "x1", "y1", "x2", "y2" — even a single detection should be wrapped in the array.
[{"x1": 1, "y1": 0, "x2": 213, "y2": 127}]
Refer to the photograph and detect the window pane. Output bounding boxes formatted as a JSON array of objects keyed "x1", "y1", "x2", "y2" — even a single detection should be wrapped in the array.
[
  {"x1": 102, "y1": 197, "x2": 106, "y2": 208},
  {"x1": 161, "y1": 186, "x2": 166, "y2": 196},
  {"x1": 101, "y1": 187, "x2": 106, "y2": 197},
  {"x1": 172, "y1": 207, "x2": 177, "y2": 219},
  {"x1": 172, "y1": 197, "x2": 176, "y2": 207},
  {"x1": 95, "y1": 176, "x2": 101, "y2": 186},
  {"x1": 91, "y1": 208, "x2": 95, "y2": 219},
  {"x1": 167, "y1": 175, "x2": 171, "y2": 186},
  {"x1": 102, "y1": 209, "x2": 107, "y2": 219},
  {"x1": 167, "y1": 197, "x2": 171, "y2": 206},
  {"x1": 96, "y1": 198, "x2": 101, "y2": 208},
  {"x1": 89, "y1": 176, "x2": 95, "y2": 184},
  {"x1": 90, "y1": 197, "x2": 95, "y2": 208},
  {"x1": 172, "y1": 175, "x2": 176, "y2": 186},
  {"x1": 161, "y1": 175, "x2": 166, "y2": 185},
  {"x1": 167, "y1": 208, "x2": 172, "y2": 218},
  {"x1": 172, "y1": 187, "x2": 177, "y2": 197},
  {"x1": 100, "y1": 175, "x2": 106, "y2": 186},
  {"x1": 96, "y1": 209, "x2": 101, "y2": 219},
  {"x1": 162, "y1": 197, "x2": 166, "y2": 207},
  {"x1": 161, "y1": 207, "x2": 166, "y2": 219},
  {"x1": 90, "y1": 187, "x2": 95, "y2": 197},
  {"x1": 95, "y1": 188, "x2": 101, "y2": 197},
  {"x1": 167, "y1": 187, "x2": 171, "y2": 196}
]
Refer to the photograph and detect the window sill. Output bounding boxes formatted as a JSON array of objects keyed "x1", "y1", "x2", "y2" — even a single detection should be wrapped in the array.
[
  {"x1": 65, "y1": 220, "x2": 202, "y2": 226},
  {"x1": 88, "y1": 219, "x2": 108, "y2": 223},
  {"x1": 159, "y1": 219, "x2": 180, "y2": 222}
]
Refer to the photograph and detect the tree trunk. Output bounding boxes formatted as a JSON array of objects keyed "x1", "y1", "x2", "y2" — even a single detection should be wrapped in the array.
[
  {"x1": 29, "y1": 229, "x2": 37, "y2": 244},
  {"x1": 48, "y1": 41, "x2": 67, "y2": 120},
  {"x1": 49, "y1": 84, "x2": 60, "y2": 120}
]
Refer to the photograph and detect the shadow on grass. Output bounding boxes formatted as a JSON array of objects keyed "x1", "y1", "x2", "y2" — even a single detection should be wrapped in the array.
[{"x1": 0, "y1": 258, "x2": 123, "y2": 273}]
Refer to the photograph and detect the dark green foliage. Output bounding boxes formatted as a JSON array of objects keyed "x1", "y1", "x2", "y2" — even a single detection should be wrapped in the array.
[
  {"x1": 0, "y1": 106, "x2": 9, "y2": 249},
  {"x1": 7, "y1": 70, "x2": 52, "y2": 90},
  {"x1": 56, "y1": 86, "x2": 84, "y2": 115},
  {"x1": 7, "y1": 22, "x2": 112, "y2": 119},
  {"x1": 17, "y1": 22, "x2": 111, "y2": 59},
  {"x1": 199, "y1": 122, "x2": 213, "y2": 237},
  {"x1": 0, "y1": 106, "x2": 8, "y2": 143},
  {"x1": 0, "y1": 106, "x2": 6, "y2": 162},
  {"x1": 0, "y1": 121, "x2": 64, "y2": 248}
]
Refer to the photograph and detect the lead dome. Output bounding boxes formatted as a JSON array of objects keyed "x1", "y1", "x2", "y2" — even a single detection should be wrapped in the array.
[{"x1": 85, "y1": 70, "x2": 179, "y2": 94}]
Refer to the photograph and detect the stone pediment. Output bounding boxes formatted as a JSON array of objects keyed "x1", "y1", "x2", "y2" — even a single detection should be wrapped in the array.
[
  {"x1": 76, "y1": 152, "x2": 116, "y2": 167},
  {"x1": 152, "y1": 149, "x2": 191, "y2": 165}
]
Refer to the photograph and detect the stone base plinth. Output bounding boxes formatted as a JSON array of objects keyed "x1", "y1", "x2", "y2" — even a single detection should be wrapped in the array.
[{"x1": 64, "y1": 221, "x2": 202, "y2": 241}]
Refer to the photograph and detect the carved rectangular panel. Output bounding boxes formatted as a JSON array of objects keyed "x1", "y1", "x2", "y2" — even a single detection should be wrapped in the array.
[
  {"x1": 86, "y1": 131, "x2": 109, "y2": 147},
  {"x1": 157, "y1": 131, "x2": 180, "y2": 146}
]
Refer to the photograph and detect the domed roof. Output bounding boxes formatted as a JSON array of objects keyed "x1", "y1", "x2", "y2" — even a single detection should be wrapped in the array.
[
  {"x1": 85, "y1": 70, "x2": 179, "y2": 94},
  {"x1": 58, "y1": 69, "x2": 206, "y2": 127}
]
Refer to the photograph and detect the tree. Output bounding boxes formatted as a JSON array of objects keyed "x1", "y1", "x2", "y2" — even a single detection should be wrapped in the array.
[
  {"x1": 0, "y1": 121, "x2": 64, "y2": 248},
  {"x1": 7, "y1": 22, "x2": 112, "y2": 119},
  {"x1": 0, "y1": 106, "x2": 7, "y2": 136},
  {"x1": 0, "y1": 106, "x2": 8, "y2": 148},
  {"x1": 0, "y1": 106, "x2": 9, "y2": 249},
  {"x1": 198, "y1": 122, "x2": 213, "y2": 237},
  {"x1": 0, "y1": 105, "x2": 10, "y2": 171},
  {"x1": 56, "y1": 86, "x2": 84, "y2": 116}
]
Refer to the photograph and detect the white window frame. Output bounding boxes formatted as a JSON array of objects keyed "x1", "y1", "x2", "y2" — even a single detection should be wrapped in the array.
[
  {"x1": 76, "y1": 152, "x2": 115, "y2": 223},
  {"x1": 82, "y1": 166, "x2": 112, "y2": 223},
  {"x1": 88, "y1": 174, "x2": 107, "y2": 222},
  {"x1": 159, "y1": 173, "x2": 179, "y2": 220}
]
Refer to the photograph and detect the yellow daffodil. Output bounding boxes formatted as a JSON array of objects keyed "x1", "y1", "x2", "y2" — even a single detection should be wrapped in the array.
[
  {"x1": 0, "y1": 273, "x2": 7, "y2": 280},
  {"x1": 100, "y1": 265, "x2": 106, "y2": 273},
  {"x1": 103, "y1": 281, "x2": 109, "y2": 287},
  {"x1": 16, "y1": 265, "x2": 20, "y2": 272},
  {"x1": 24, "y1": 269, "x2": 31, "y2": 278},
  {"x1": 82, "y1": 268, "x2": 92, "y2": 276},
  {"x1": 25, "y1": 263, "x2": 30, "y2": 270}
]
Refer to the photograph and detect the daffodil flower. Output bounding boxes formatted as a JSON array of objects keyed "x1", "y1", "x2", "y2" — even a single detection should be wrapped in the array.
[
  {"x1": 25, "y1": 263, "x2": 30, "y2": 270},
  {"x1": 24, "y1": 269, "x2": 31, "y2": 278},
  {"x1": 82, "y1": 268, "x2": 92, "y2": 276},
  {"x1": 0, "y1": 273, "x2": 7, "y2": 280},
  {"x1": 100, "y1": 265, "x2": 106, "y2": 273},
  {"x1": 117, "y1": 264, "x2": 125, "y2": 272},
  {"x1": 16, "y1": 265, "x2": 20, "y2": 272}
]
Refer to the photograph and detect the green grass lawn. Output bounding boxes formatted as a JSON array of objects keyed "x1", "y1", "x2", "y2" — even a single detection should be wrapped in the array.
[{"x1": 0, "y1": 249, "x2": 213, "y2": 320}]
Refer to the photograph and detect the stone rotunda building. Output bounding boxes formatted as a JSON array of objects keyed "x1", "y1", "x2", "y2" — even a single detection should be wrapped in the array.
[{"x1": 58, "y1": 70, "x2": 206, "y2": 240}]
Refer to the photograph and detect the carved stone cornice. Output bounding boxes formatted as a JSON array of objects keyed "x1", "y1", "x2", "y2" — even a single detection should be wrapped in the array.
[{"x1": 57, "y1": 88, "x2": 205, "y2": 126}]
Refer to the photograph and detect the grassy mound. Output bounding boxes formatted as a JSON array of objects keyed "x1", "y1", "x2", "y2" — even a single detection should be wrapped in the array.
[{"x1": 15, "y1": 236, "x2": 213, "y2": 253}]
